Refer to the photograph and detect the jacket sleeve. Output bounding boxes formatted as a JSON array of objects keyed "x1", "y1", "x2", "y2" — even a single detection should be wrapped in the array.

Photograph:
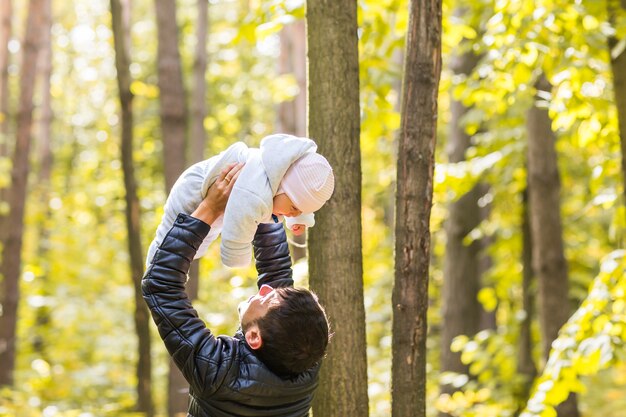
[
  {"x1": 142, "y1": 213, "x2": 234, "y2": 396},
  {"x1": 252, "y1": 222, "x2": 294, "y2": 289}
]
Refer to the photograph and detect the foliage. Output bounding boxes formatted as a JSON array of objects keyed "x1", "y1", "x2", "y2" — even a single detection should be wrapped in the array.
[
  {"x1": 436, "y1": 329, "x2": 529, "y2": 417},
  {"x1": 434, "y1": 251, "x2": 626, "y2": 417},
  {"x1": 520, "y1": 250, "x2": 626, "y2": 417},
  {"x1": 431, "y1": 0, "x2": 626, "y2": 416},
  {"x1": 2, "y1": 0, "x2": 283, "y2": 414},
  {"x1": 2, "y1": 0, "x2": 626, "y2": 416}
]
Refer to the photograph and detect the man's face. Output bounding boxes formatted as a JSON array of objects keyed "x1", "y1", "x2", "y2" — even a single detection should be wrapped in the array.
[{"x1": 238, "y1": 284, "x2": 281, "y2": 328}]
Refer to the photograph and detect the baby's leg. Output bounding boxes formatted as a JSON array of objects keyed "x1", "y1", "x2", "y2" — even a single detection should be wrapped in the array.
[{"x1": 146, "y1": 161, "x2": 214, "y2": 266}]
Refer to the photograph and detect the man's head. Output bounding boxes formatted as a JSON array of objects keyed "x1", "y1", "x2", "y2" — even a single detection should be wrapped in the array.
[{"x1": 238, "y1": 285, "x2": 330, "y2": 376}]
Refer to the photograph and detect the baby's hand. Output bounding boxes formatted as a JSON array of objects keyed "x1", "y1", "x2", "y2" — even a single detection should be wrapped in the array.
[{"x1": 291, "y1": 224, "x2": 306, "y2": 236}]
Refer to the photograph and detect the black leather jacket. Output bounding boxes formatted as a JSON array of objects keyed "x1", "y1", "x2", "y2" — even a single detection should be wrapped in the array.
[{"x1": 142, "y1": 214, "x2": 319, "y2": 417}]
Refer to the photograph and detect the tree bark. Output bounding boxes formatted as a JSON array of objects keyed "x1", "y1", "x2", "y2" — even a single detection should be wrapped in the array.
[
  {"x1": 391, "y1": 1, "x2": 442, "y2": 416},
  {"x1": 166, "y1": 265, "x2": 199, "y2": 417},
  {"x1": 608, "y1": 1, "x2": 626, "y2": 225},
  {"x1": 517, "y1": 189, "x2": 537, "y2": 413},
  {"x1": 37, "y1": 0, "x2": 51, "y2": 188},
  {"x1": 278, "y1": 20, "x2": 306, "y2": 139},
  {"x1": 154, "y1": 2, "x2": 189, "y2": 411},
  {"x1": 440, "y1": 182, "x2": 486, "y2": 372},
  {"x1": 277, "y1": 20, "x2": 307, "y2": 261},
  {"x1": 110, "y1": 1, "x2": 154, "y2": 415},
  {"x1": 0, "y1": 0, "x2": 10, "y2": 159},
  {"x1": 306, "y1": 1, "x2": 369, "y2": 416},
  {"x1": 0, "y1": 0, "x2": 44, "y2": 387},
  {"x1": 32, "y1": 0, "x2": 52, "y2": 361},
  {"x1": 167, "y1": 2, "x2": 208, "y2": 414},
  {"x1": 439, "y1": 41, "x2": 483, "y2": 409},
  {"x1": 188, "y1": 0, "x2": 208, "y2": 167},
  {"x1": 0, "y1": 0, "x2": 13, "y2": 236},
  {"x1": 168, "y1": 358, "x2": 189, "y2": 417},
  {"x1": 526, "y1": 76, "x2": 578, "y2": 417},
  {"x1": 154, "y1": 0, "x2": 187, "y2": 193}
]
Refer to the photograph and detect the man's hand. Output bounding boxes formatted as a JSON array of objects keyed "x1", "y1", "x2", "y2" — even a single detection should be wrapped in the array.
[{"x1": 191, "y1": 162, "x2": 244, "y2": 225}]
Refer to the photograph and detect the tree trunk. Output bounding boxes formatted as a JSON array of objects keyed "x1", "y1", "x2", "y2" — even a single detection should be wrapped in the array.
[
  {"x1": 166, "y1": 267, "x2": 199, "y2": 417},
  {"x1": 391, "y1": 1, "x2": 442, "y2": 416},
  {"x1": 37, "y1": 0, "x2": 51, "y2": 191},
  {"x1": 277, "y1": 20, "x2": 306, "y2": 138},
  {"x1": 32, "y1": 0, "x2": 52, "y2": 361},
  {"x1": 153, "y1": 2, "x2": 189, "y2": 412},
  {"x1": 440, "y1": 182, "x2": 486, "y2": 374},
  {"x1": 0, "y1": 0, "x2": 13, "y2": 236},
  {"x1": 608, "y1": 1, "x2": 626, "y2": 225},
  {"x1": 277, "y1": 20, "x2": 307, "y2": 261},
  {"x1": 188, "y1": 0, "x2": 208, "y2": 167},
  {"x1": 167, "y1": 260, "x2": 198, "y2": 417},
  {"x1": 110, "y1": 1, "x2": 154, "y2": 415},
  {"x1": 166, "y1": 3, "x2": 208, "y2": 415},
  {"x1": 0, "y1": 0, "x2": 10, "y2": 159},
  {"x1": 306, "y1": 1, "x2": 369, "y2": 416},
  {"x1": 439, "y1": 41, "x2": 483, "y2": 409},
  {"x1": 168, "y1": 357, "x2": 188, "y2": 416},
  {"x1": 526, "y1": 76, "x2": 578, "y2": 417},
  {"x1": 516, "y1": 189, "x2": 537, "y2": 413},
  {"x1": 154, "y1": 0, "x2": 187, "y2": 193},
  {"x1": 478, "y1": 234, "x2": 496, "y2": 331},
  {"x1": 0, "y1": 0, "x2": 44, "y2": 387}
]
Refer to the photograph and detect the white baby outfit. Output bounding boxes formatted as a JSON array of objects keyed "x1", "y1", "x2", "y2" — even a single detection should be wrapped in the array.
[{"x1": 146, "y1": 134, "x2": 317, "y2": 268}]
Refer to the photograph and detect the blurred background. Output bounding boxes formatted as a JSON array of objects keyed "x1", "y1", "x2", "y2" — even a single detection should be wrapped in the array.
[{"x1": 1, "y1": 0, "x2": 626, "y2": 416}]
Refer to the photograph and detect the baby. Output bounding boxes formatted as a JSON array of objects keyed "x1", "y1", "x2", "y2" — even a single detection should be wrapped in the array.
[{"x1": 146, "y1": 134, "x2": 334, "y2": 268}]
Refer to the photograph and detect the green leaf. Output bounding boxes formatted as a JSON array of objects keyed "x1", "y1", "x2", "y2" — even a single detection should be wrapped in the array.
[
  {"x1": 451, "y1": 335, "x2": 469, "y2": 353},
  {"x1": 477, "y1": 287, "x2": 497, "y2": 312}
]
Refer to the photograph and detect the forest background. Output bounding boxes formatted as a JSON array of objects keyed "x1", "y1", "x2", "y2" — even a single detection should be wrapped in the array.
[{"x1": 1, "y1": 0, "x2": 626, "y2": 417}]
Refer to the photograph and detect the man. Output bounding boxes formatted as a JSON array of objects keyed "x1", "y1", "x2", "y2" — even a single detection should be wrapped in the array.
[{"x1": 142, "y1": 163, "x2": 330, "y2": 417}]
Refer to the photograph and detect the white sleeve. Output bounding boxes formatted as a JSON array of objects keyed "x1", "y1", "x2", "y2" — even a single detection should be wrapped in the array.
[
  {"x1": 285, "y1": 213, "x2": 315, "y2": 229},
  {"x1": 220, "y1": 188, "x2": 271, "y2": 268}
]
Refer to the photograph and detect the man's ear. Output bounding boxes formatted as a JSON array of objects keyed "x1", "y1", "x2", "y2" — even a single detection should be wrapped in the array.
[{"x1": 245, "y1": 324, "x2": 263, "y2": 350}]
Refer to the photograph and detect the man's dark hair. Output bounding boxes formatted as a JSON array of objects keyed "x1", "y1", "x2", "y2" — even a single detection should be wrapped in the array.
[{"x1": 249, "y1": 287, "x2": 330, "y2": 376}]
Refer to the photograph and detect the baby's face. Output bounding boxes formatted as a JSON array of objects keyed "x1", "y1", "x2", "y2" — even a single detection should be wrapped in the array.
[{"x1": 273, "y1": 193, "x2": 302, "y2": 217}]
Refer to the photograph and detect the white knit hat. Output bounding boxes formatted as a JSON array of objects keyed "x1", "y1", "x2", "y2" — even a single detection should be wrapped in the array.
[{"x1": 279, "y1": 153, "x2": 335, "y2": 214}]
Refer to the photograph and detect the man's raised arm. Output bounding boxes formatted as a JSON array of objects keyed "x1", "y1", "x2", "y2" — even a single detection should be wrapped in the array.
[
  {"x1": 141, "y1": 162, "x2": 244, "y2": 395},
  {"x1": 253, "y1": 222, "x2": 294, "y2": 289}
]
